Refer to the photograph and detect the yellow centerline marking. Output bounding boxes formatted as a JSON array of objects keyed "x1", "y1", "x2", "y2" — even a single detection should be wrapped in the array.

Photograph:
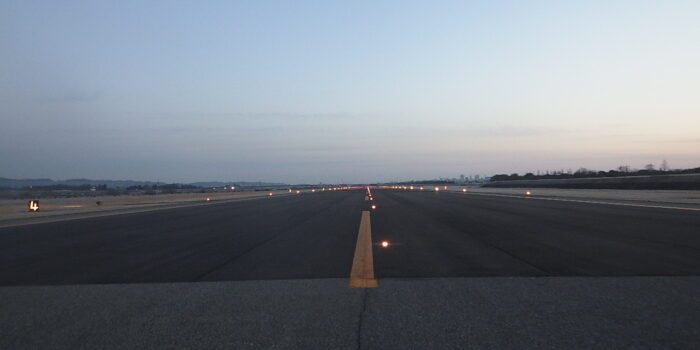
[
  {"x1": 453, "y1": 191, "x2": 700, "y2": 211},
  {"x1": 349, "y1": 210, "x2": 377, "y2": 288}
]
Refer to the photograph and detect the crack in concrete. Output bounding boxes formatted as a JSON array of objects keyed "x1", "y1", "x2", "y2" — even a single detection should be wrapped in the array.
[{"x1": 356, "y1": 288, "x2": 369, "y2": 350}]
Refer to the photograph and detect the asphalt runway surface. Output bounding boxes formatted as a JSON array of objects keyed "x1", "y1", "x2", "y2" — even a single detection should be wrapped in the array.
[
  {"x1": 0, "y1": 191, "x2": 364, "y2": 286},
  {"x1": 372, "y1": 189, "x2": 700, "y2": 277},
  {"x1": 2, "y1": 188, "x2": 700, "y2": 349},
  {"x1": 2, "y1": 189, "x2": 700, "y2": 286}
]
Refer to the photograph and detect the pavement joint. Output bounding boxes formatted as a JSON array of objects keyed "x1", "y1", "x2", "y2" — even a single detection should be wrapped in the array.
[{"x1": 355, "y1": 288, "x2": 369, "y2": 350}]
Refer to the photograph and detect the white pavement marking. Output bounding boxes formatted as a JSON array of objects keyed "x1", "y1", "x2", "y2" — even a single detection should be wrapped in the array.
[{"x1": 451, "y1": 191, "x2": 700, "y2": 212}]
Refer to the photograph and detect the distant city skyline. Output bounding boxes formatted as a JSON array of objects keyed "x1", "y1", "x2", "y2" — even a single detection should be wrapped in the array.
[{"x1": 2, "y1": 1, "x2": 698, "y2": 183}]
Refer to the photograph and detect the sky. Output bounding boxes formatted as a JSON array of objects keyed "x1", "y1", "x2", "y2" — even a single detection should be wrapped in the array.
[{"x1": 1, "y1": 0, "x2": 699, "y2": 184}]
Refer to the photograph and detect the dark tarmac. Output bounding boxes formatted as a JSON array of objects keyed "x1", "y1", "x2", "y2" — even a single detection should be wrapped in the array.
[{"x1": 1, "y1": 189, "x2": 699, "y2": 349}]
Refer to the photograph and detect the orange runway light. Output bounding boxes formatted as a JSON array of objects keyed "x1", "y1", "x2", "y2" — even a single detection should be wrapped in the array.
[
  {"x1": 371, "y1": 204, "x2": 377, "y2": 210},
  {"x1": 381, "y1": 241, "x2": 389, "y2": 248}
]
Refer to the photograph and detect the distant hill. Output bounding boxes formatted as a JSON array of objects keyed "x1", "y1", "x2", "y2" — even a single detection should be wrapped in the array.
[
  {"x1": 0, "y1": 177, "x2": 164, "y2": 189},
  {"x1": 0, "y1": 177, "x2": 288, "y2": 189}
]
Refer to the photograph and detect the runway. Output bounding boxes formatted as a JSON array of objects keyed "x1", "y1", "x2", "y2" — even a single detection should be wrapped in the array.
[
  {"x1": 0, "y1": 191, "x2": 362, "y2": 286},
  {"x1": 2, "y1": 188, "x2": 700, "y2": 349},
  {"x1": 372, "y1": 189, "x2": 700, "y2": 277},
  {"x1": 2, "y1": 188, "x2": 699, "y2": 286}
]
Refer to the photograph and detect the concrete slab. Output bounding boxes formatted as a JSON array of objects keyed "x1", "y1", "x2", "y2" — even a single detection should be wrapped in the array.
[
  {"x1": 0, "y1": 279, "x2": 363, "y2": 350},
  {"x1": 2, "y1": 277, "x2": 698, "y2": 349},
  {"x1": 364, "y1": 277, "x2": 700, "y2": 349}
]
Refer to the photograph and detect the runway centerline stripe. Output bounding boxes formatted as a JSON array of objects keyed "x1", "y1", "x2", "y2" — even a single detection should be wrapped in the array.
[{"x1": 349, "y1": 210, "x2": 377, "y2": 288}]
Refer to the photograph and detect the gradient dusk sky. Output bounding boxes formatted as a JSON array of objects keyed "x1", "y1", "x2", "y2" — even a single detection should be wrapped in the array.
[{"x1": 2, "y1": 1, "x2": 699, "y2": 184}]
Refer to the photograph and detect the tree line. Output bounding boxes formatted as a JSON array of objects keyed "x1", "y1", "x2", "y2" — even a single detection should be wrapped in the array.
[{"x1": 490, "y1": 162, "x2": 700, "y2": 182}]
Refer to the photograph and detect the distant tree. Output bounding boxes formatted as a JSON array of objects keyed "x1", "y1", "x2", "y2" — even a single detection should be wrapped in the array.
[
  {"x1": 490, "y1": 174, "x2": 510, "y2": 181},
  {"x1": 488, "y1": 163, "x2": 699, "y2": 182}
]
